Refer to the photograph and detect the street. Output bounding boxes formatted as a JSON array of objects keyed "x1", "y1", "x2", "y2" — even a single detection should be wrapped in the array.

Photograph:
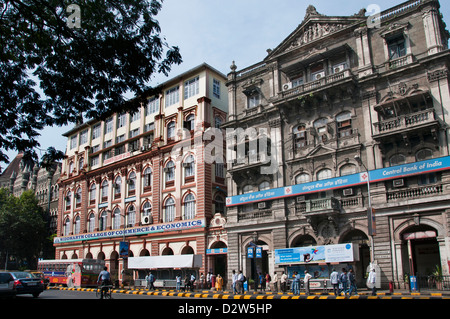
[{"x1": 13, "y1": 288, "x2": 182, "y2": 299}]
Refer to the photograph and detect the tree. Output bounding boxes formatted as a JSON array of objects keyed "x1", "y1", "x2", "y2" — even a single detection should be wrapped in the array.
[
  {"x1": 0, "y1": 0, "x2": 182, "y2": 163},
  {"x1": 0, "y1": 188, "x2": 47, "y2": 269}
]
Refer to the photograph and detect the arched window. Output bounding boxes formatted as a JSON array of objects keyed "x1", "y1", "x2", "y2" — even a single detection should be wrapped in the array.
[
  {"x1": 243, "y1": 185, "x2": 253, "y2": 194},
  {"x1": 214, "y1": 195, "x2": 225, "y2": 215},
  {"x1": 340, "y1": 164, "x2": 357, "y2": 176},
  {"x1": 88, "y1": 212, "x2": 95, "y2": 233},
  {"x1": 65, "y1": 191, "x2": 71, "y2": 211},
  {"x1": 74, "y1": 215, "x2": 81, "y2": 234},
  {"x1": 128, "y1": 171, "x2": 136, "y2": 195},
  {"x1": 184, "y1": 155, "x2": 195, "y2": 178},
  {"x1": 143, "y1": 167, "x2": 152, "y2": 190},
  {"x1": 101, "y1": 180, "x2": 109, "y2": 202},
  {"x1": 89, "y1": 183, "x2": 96, "y2": 204},
  {"x1": 167, "y1": 121, "x2": 176, "y2": 139},
  {"x1": 293, "y1": 124, "x2": 307, "y2": 149},
  {"x1": 184, "y1": 114, "x2": 195, "y2": 131},
  {"x1": 295, "y1": 173, "x2": 310, "y2": 184},
  {"x1": 164, "y1": 197, "x2": 175, "y2": 222},
  {"x1": 416, "y1": 148, "x2": 433, "y2": 162},
  {"x1": 336, "y1": 111, "x2": 352, "y2": 137},
  {"x1": 127, "y1": 205, "x2": 136, "y2": 227},
  {"x1": 259, "y1": 181, "x2": 270, "y2": 191},
  {"x1": 113, "y1": 208, "x2": 121, "y2": 229},
  {"x1": 64, "y1": 217, "x2": 71, "y2": 236},
  {"x1": 114, "y1": 176, "x2": 122, "y2": 198},
  {"x1": 184, "y1": 193, "x2": 196, "y2": 220},
  {"x1": 79, "y1": 157, "x2": 84, "y2": 171},
  {"x1": 390, "y1": 153, "x2": 406, "y2": 166},
  {"x1": 165, "y1": 161, "x2": 175, "y2": 182},
  {"x1": 143, "y1": 202, "x2": 152, "y2": 217},
  {"x1": 99, "y1": 210, "x2": 108, "y2": 231},
  {"x1": 317, "y1": 168, "x2": 332, "y2": 181},
  {"x1": 75, "y1": 187, "x2": 82, "y2": 207}
]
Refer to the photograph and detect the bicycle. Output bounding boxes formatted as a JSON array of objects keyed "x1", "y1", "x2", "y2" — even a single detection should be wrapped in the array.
[{"x1": 96, "y1": 283, "x2": 113, "y2": 299}]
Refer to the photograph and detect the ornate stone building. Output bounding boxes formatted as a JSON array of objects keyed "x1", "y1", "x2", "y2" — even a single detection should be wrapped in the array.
[
  {"x1": 224, "y1": 0, "x2": 450, "y2": 289},
  {"x1": 54, "y1": 64, "x2": 228, "y2": 284}
]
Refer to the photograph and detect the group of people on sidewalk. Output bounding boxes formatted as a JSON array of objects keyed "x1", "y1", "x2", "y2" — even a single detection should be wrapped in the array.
[{"x1": 329, "y1": 268, "x2": 358, "y2": 296}]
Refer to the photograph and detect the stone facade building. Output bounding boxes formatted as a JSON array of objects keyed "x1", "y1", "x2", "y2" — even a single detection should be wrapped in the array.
[
  {"x1": 54, "y1": 64, "x2": 228, "y2": 284},
  {"x1": 224, "y1": 0, "x2": 450, "y2": 289}
]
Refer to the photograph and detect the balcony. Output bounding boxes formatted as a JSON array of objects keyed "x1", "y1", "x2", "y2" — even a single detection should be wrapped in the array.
[
  {"x1": 373, "y1": 109, "x2": 438, "y2": 138},
  {"x1": 278, "y1": 69, "x2": 352, "y2": 101},
  {"x1": 296, "y1": 197, "x2": 341, "y2": 215},
  {"x1": 386, "y1": 183, "x2": 443, "y2": 202}
]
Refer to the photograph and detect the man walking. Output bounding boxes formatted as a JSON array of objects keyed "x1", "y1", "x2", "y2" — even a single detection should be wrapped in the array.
[
  {"x1": 330, "y1": 268, "x2": 339, "y2": 296},
  {"x1": 304, "y1": 270, "x2": 312, "y2": 295},
  {"x1": 368, "y1": 268, "x2": 377, "y2": 296},
  {"x1": 339, "y1": 268, "x2": 348, "y2": 296},
  {"x1": 348, "y1": 268, "x2": 358, "y2": 296}
]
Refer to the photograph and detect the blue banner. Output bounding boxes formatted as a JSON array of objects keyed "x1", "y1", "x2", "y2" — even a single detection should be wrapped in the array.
[{"x1": 226, "y1": 156, "x2": 450, "y2": 206}]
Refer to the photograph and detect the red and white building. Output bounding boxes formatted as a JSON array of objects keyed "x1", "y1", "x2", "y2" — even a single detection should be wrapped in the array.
[{"x1": 54, "y1": 63, "x2": 228, "y2": 284}]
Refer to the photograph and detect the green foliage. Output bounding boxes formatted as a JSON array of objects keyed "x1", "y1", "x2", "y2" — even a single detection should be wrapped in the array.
[
  {"x1": 0, "y1": 0, "x2": 182, "y2": 163},
  {"x1": 0, "y1": 188, "x2": 47, "y2": 269}
]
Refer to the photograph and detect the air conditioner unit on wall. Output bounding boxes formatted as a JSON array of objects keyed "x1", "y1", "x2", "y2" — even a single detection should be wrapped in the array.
[
  {"x1": 283, "y1": 83, "x2": 293, "y2": 91},
  {"x1": 393, "y1": 179, "x2": 405, "y2": 188},
  {"x1": 258, "y1": 202, "x2": 267, "y2": 209},
  {"x1": 141, "y1": 215, "x2": 152, "y2": 225},
  {"x1": 343, "y1": 188, "x2": 354, "y2": 196}
]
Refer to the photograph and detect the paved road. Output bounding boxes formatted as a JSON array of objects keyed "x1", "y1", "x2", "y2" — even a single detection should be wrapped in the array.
[{"x1": 14, "y1": 288, "x2": 182, "y2": 299}]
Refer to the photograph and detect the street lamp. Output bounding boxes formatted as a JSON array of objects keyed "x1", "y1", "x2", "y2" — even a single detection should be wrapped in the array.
[{"x1": 354, "y1": 155, "x2": 376, "y2": 265}]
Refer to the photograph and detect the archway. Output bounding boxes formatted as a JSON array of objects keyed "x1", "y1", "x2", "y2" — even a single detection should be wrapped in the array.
[
  {"x1": 208, "y1": 241, "x2": 228, "y2": 280},
  {"x1": 400, "y1": 225, "x2": 440, "y2": 277},
  {"x1": 291, "y1": 234, "x2": 317, "y2": 247},
  {"x1": 162, "y1": 247, "x2": 174, "y2": 255},
  {"x1": 340, "y1": 229, "x2": 370, "y2": 286},
  {"x1": 246, "y1": 239, "x2": 269, "y2": 290}
]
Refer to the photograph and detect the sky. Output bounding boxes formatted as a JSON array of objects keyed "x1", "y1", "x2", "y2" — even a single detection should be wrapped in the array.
[{"x1": 3, "y1": 0, "x2": 450, "y2": 166}]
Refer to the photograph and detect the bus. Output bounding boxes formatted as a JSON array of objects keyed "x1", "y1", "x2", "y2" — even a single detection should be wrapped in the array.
[{"x1": 37, "y1": 259, "x2": 105, "y2": 288}]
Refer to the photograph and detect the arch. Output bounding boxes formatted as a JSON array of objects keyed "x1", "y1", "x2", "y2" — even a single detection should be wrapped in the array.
[
  {"x1": 139, "y1": 249, "x2": 150, "y2": 257},
  {"x1": 290, "y1": 234, "x2": 317, "y2": 247},
  {"x1": 181, "y1": 245, "x2": 195, "y2": 255},
  {"x1": 162, "y1": 247, "x2": 174, "y2": 255}
]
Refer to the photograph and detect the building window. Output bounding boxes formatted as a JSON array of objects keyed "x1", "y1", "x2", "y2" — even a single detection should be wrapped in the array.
[
  {"x1": 113, "y1": 208, "x2": 121, "y2": 229},
  {"x1": 214, "y1": 195, "x2": 225, "y2": 215},
  {"x1": 146, "y1": 97, "x2": 159, "y2": 115},
  {"x1": 99, "y1": 210, "x2": 108, "y2": 231},
  {"x1": 75, "y1": 187, "x2": 82, "y2": 208},
  {"x1": 243, "y1": 185, "x2": 253, "y2": 194},
  {"x1": 79, "y1": 157, "x2": 84, "y2": 171},
  {"x1": 89, "y1": 183, "x2": 96, "y2": 204},
  {"x1": 167, "y1": 121, "x2": 176, "y2": 140},
  {"x1": 340, "y1": 164, "x2": 357, "y2": 176},
  {"x1": 215, "y1": 116, "x2": 222, "y2": 129},
  {"x1": 88, "y1": 212, "x2": 95, "y2": 233},
  {"x1": 293, "y1": 125, "x2": 307, "y2": 149},
  {"x1": 116, "y1": 134, "x2": 125, "y2": 144},
  {"x1": 213, "y1": 79, "x2": 221, "y2": 99},
  {"x1": 90, "y1": 155, "x2": 99, "y2": 167},
  {"x1": 143, "y1": 202, "x2": 152, "y2": 219},
  {"x1": 164, "y1": 197, "x2": 175, "y2": 222},
  {"x1": 74, "y1": 216, "x2": 81, "y2": 235},
  {"x1": 70, "y1": 135, "x2": 77, "y2": 149},
  {"x1": 247, "y1": 91, "x2": 260, "y2": 109},
  {"x1": 117, "y1": 112, "x2": 127, "y2": 128},
  {"x1": 131, "y1": 110, "x2": 140, "y2": 122},
  {"x1": 387, "y1": 35, "x2": 406, "y2": 60},
  {"x1": 79, "y1": 129, "x2": 88, "y2": 145},
  {"x1": 184, "y1": 193, "x2": 196, "y2": 220},
  {"x1": 114, "y1": 176, "x2": 121, "y2": 199},
  {"x1": 295, "y1": 173, "x2": 310, "y2": 184},
  {"x1": 336, "y1": 111, "x2": 352, "y2": 137},
  {"x1": 184, "y1": 155, "x2": 195, "y2": 179},
  {"x1": 165, "y1": 160, "x2": 175, "y2": 185},
  {"x1": 65, "y1": 191, "x2": 71, "y2": 211},
  {"x1": 184, "y1": 114, "x2": 195, "y2": 131},
  {"x1": 127, "y1": 205, "x2": 136, "y2": 227},
  {"x1": 416, "y1": 148, "x2": 433, "y2": 162},
  {"x1": 64, "y1": 218, "x2": 71, "y2": 236},
  {"x1": 184, "y1": 76, "x2": 199, "y2": 99},
  {"x1": 317, "y1": 168, "x2": 332, "y2": 181},
  {"x1": 165, "y1": 86, "x2": 180, "y2": 107},
  {"x1": 127, "y1": 171, "x2": 136, "y2": 195},
  {"x1": 92, "y1": 123, "x2": 101, "y2": 140},
  {"x1": 215, "y1": 162, "x2": 224, "y2": 179},
  {"x1": 390, "y1": 154, "x2": 406, "y2": 167},
  {"x1": 101, "y1": 180, "x2": 109, "y2": 202},
  {"x1": 259, "y1": 181, "x2": 270, "y2": 191},
  {"x1": 105, "y1": 117, "x2": 113, "y2": 134},
  {"x1": 143, "y1": 167, "x2": 152, "y2": 190}
]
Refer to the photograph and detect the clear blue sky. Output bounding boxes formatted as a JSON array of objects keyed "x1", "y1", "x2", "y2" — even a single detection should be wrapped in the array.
[{"x1": 3, "y1": 0, "x2": 450, "y2": 165}]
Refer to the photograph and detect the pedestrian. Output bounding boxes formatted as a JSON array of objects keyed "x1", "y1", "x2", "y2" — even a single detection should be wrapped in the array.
[
  {"x1": 339, "y1": 268, "x2": 348, "y2": 296},
  {"x1": 232, "y1": 270, "x2": 238, "y2": 294},
  {"x1": 148, "y1": 272, "x2": 155, "y2": 291},
  {"x1": 200, "y1": 272, "x2": 205, "y2": 290},
  {"x1": 292, "y1": 271, "x2": 300, "y2": 295},
  {"x1": 176, "y1": 274, "x2": 181, "y2": 292},
  {"x1": 368, "y1": 268, "x2": 377, "y2": 296},
  {"x1": 348, "y1": 268, "x2": 358, "y2": 296},
  {"x1": 184, "y1": 275, "x2": 190, "y2": 292},
  {"x1": 258, "y1": 272, "x2": 264, "y2": 291},
  {"x1": 190, "y1": 273, "x2": 196, "y2": 291},
  {"x1": 272, "y1": 272, "x2": 278, "y2": 292},
  {"x1": 304, "y1": 270, "x2": 312, "y2": 295},
  {"x1": 280, "y1": 271, "x2": 287, "y2": 293},
  {"x1": 330, "y1": 268, "x2": 339, "y2": 296},
  {"x1": 215, "y1": 274, "x2": 223, "y2": 291},
  {"x1": 236, "y1": 270, "x2": 244, "y2": 294},
  {"x1": 265, "y1": 273, "x2": 271, "y2": 291},
  {"x1": 206, "y1": 272, "x2": 211, "y2": 289}
]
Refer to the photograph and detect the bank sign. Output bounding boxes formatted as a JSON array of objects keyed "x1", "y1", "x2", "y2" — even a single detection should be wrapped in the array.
[
  {"x1": 54, "y1": 218, "x2": 205, "y2": 244},
  {"x1": 226, "y1": 156, "x2": 450, "y2": 207},
  {"x1": 275, "y1": 243, "x2": 357, "y2": 265}
]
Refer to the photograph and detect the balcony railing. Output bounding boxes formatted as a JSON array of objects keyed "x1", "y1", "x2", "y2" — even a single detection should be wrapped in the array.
[
  {"x1": 296, "y1": 197, "x2": 341, "y2": 215},
  {"x1": 386, "y1": 183, "x2": 443, "y2": 202},
  {"x1": 279, "y1": 70, "x2": 352, "y2": 100},
  {"x1": 238, "y1": 209, "x2": 272, "y2": 221},
  {"x1": 373, "y1": 109, "x2": 437, "y2": 137}
]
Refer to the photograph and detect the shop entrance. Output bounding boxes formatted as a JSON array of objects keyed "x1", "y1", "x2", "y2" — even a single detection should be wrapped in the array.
[{"x1": 340, "y1": 229, "x2": 370, "y2": 287}]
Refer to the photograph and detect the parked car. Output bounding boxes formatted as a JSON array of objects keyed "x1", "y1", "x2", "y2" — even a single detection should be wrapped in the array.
[
  {"x1": 8, "y1": 271, "x2": 44, "y2": 298},
  {"x1": 0, "y1": 272, "x2": 16, "y2": 298}
]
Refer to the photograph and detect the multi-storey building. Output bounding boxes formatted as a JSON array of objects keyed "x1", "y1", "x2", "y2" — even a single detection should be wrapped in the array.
[
  {"x1": 224, "y1": 0, "x2": 450, "y2": 289},
  {"x1": 54, "y1": 63, "x2": 228, "y2": 284}
]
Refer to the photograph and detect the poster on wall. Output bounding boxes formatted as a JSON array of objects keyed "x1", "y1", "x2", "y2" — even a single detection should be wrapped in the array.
[{"x1": 275, "y1": 243, "x2": 357, "y2": 265}]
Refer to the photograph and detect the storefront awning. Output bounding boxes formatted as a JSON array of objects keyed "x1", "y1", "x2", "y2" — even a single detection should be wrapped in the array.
[{"x1": 128, "y1": 255, "x2": 202, "y2": 269}]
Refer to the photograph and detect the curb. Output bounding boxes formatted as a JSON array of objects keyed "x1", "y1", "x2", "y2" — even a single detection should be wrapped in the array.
[{"x1": 49, "y1": 286, "x2": 450, "y2": 299}]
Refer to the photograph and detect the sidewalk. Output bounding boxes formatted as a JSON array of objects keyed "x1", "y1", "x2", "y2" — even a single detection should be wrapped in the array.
[{"x1": 50, "y1": 285, "x2": 450, "y2": 299}]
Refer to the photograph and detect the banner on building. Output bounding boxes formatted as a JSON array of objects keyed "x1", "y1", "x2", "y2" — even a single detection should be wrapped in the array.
[
  {"x1": 226, "y1": 156, "x2": 450, "y2": 206},
  {"x1": 275, "y1": 243, "x2": 358, "y2": 265}
]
